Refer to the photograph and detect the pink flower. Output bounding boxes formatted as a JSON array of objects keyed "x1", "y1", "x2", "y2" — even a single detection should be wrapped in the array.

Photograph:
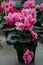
[
  {"x1": 1, "y1": 2, "x2": 6, "y2": 8},
  {"x1": 24, "y1": 14, "x2": 36, "y2": 30},
  {"x1": 23, "y1": 1, "x2": 30, "y2": 8},
  {"x1": 1, "y1": 1, "x2": 15, "y2": 8},
  {"x1": 1, "y1": 1, "x2": 16, "y2": 13},
  {"x1": 15, "y1": 22, "x2": 25, "y2": 30},
  {"x1": 23, "y1": 49, "x2": 34, "y2": 64},
  {"x1": 28, "y1": 8, "x2": 36, "y2": 19},
  {"x1": 12, "y1": 13, "x2": 24, "y2": 23},
  {"x1": 1, "y1": 1, "x2": 9, "y2": 13},
  {"x1": 12, "y1": 13, "x2": 20, "y2": 23},
  {"x1": 7, "y1": 1, "x2": 15, "y2": 11},
  {"x1": 31, "y1": 31, "x2": 38, "y2": 39},
  {"x1": 14, "y1": 8, "x2": 36, "y2": 31},
  {"x1": 35, "y1": 5, "x2": 40, "y2": 9},
  {"x1": 7, "y1": 7, "x2": 14, "y2": 13},
  {"x1": 40, "y1": 3, "x2": 43, "y2": 11},
  {"x1": 22, "y1": 9, "x2": 30, "y2": 17},
  {"x1": 23, "y1": 0, "x2": 35, "y2": 8},
  {"x1": 4, "y1": 13, "x2": 13, "y2": 27},
  {"x1": 7, "y1": 1, "x2": 16, "y2": 7},
  {"x1": 22, "y1": 8, "x2": 36, "y2": 19},
  {"x1": 0, "y1": 6, "x2": 4, "y2": 13},
  {"x1": 4, "y1": 8, "x2": 36, "y2": 31}
]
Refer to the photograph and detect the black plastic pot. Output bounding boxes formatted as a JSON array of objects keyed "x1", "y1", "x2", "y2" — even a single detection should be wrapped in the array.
[{"x1": 14, "y1": 40, "x2": 37, "y2": 64}]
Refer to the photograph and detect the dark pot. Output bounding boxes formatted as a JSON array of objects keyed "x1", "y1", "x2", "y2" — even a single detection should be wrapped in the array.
[{"x1": 14, "y1": 41, "x2": 37, "y2": 64}]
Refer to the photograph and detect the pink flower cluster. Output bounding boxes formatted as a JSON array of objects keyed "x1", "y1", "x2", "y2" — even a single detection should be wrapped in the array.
[
  {"x1": 35, "y1": 5, "x2": 40, "y2": 10},
  {"x1": 4, "y1": 13, "x2": 13, "y2": 27},
  {"x1": 23, "y1": 0, "x2": 43, "y2": 11},
  {"x1": 23, "y1": 49, "x2": 34, "y2": 64},
  {"x1": 35, "y1": 3, "x2": 43, "y2": 11},
  {"x1": 23, "y1": 0, "x2": 35, "y2": 8},
  {"x1": 4, "y1": 8, "x2": 37, "y2": 39},
  {"x1": 31, "y1": 31, "x2": 38, "y2": 40},
  {"x1": 1, "y1": 1, "x2": 16, "y2": 13},
  {"x1": 4, "y1": 8, "x2": 36, "y2": 27},
  {"x1": 15, "y1": 8, "x2": 36, "y2": 31}
]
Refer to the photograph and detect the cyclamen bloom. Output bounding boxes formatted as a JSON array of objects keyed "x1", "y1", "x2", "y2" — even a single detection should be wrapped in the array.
[
  {"x1": 23, "y1": 0, "x2": 35, "y2": 8},
  {"x1": 4, "y1": 13, "x2": 13, "y2": 27},
  {"x1": 23, "y1": 49, "x2": 34, "y2": 64},
  {"x1": 35, "y1": 5, "x2": 40, "y2": 10},
  {"x1": 15, "y1": 22, "x2": 25, "y2": 30},
  {"x1": 6, "y1": 0, "x2": 15, "y2": 13},
  {"x1": 23, "y1": 1, "x2": 30, "y2": 8},
  {"x1": 8, "y1": 1, "x2": 15, "y2": 7},
  {"x1": 4, "y1": 8, "x2": 36, "y2": 30},
  {"x1": 31, "y1": 31, "x2": 38, "y2": 39},
  {"x1": 12, "y1": 12, "x2": 25, "y2": 23},
  {"x1": 0, "y1": 6, "x2": 4, "y2": 13},
  {"x1": 12, "y1": 13, "x2": 20, "y2": 23},
  {"x1": 1, "y1": 2, "x2": 6, "y2": 8},
  {"x1": 22, "y1": 8, "x2": 36, "y2": 19},
  {"x1": 1, "y1": 1, "x2": 15, "y2": 8},
  {"x1": 40, "y1": 3, "x2": 43, "y2": 11},
  {"x1": 15, "y1": 8, "x2": 36, "y2": 31},
  {"x1": 22, "y1": 9, "x2": 30, "y2": 17},
  {"x1": 7, "y1": 7, "x2": 14, "y2": 13},
  {"x1": 1, "y1": 1, "x2": 16, "y2": 13},
  {"x1": 24, "y1": 15, "x2": 35, "y2": 30}
]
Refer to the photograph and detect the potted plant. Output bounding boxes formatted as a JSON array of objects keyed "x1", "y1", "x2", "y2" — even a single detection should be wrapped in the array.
[
  {"x1": 0, "y1": 0, "x2": 43, "y2": 64},
  {"x1": 5, "y1": 0, "x2": 43, "y2": 44},
  {"x1": 2, "y1": 0, "x2": 38, "y2": 64}
]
